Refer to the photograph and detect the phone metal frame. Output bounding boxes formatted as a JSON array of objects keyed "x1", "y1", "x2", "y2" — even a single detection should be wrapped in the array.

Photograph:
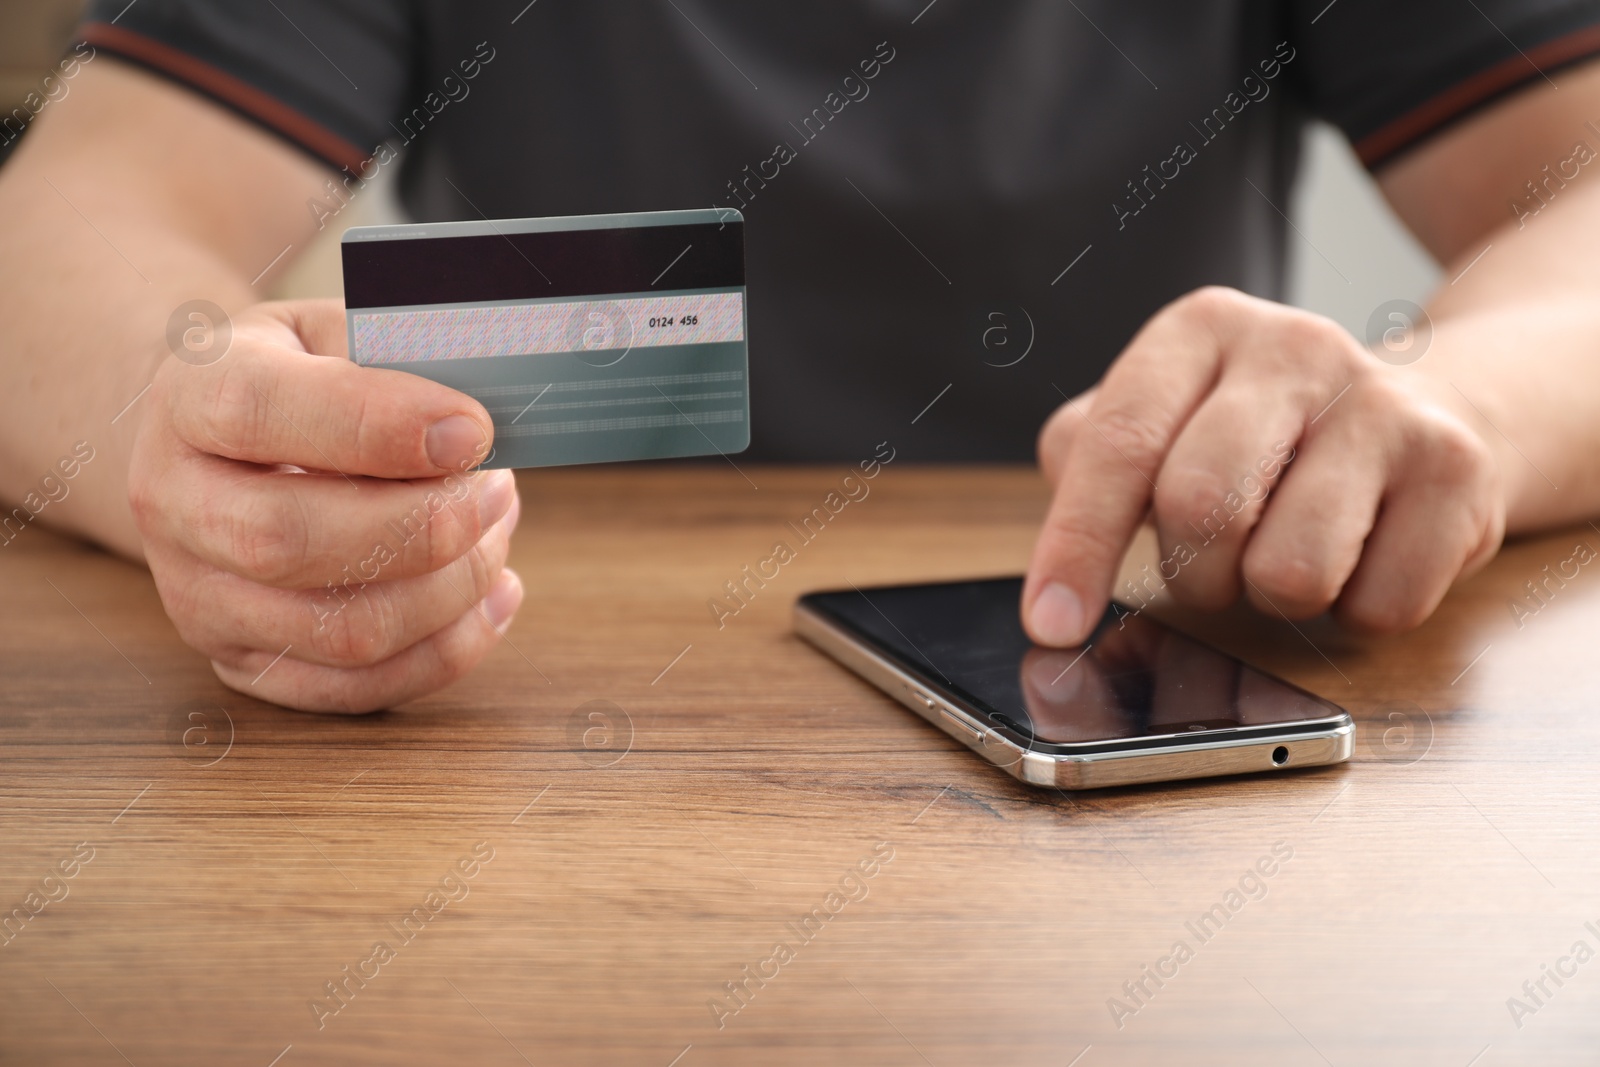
[{"x1": 794, "y1": 598, "x2": 1353, "y2": 790}]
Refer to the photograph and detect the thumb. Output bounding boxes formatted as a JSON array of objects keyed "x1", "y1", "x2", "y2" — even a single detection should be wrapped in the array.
[
  {"x1": 1038, "y1": 385, "x2": 1098, "y2": 485},
  {"x1": 259, "y1": 297, "x2": 352, "y2": 361}
]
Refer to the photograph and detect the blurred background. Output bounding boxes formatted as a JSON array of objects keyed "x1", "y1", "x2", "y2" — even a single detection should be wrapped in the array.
[{"x1": 2, "y1": 0, "x2": 1441, "y2": 335}]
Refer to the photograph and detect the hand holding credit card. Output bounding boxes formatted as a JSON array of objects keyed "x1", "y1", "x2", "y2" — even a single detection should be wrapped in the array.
[{"x1": 341, "y1": 208, "x2": 750, "y2": 469}]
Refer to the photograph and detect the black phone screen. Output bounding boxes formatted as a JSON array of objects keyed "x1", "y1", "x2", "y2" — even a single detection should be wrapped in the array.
[{"x1": 800, "y1": 577, "x2": 1345, "y2": 748}]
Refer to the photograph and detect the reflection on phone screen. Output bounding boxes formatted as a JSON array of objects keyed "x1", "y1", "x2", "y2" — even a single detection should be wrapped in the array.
[{"x1": 808, "y1": 578, "x2": 1338, "y2": 744}]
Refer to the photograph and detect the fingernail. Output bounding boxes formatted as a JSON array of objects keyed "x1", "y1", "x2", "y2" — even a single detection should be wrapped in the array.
[
  {"x1": 426, "y1": 414, "x2": 488, "y2": 471},
  {"x1": 1030, "y1": 582, "x2": 1085, "y2": 647},
  {"x1": 477, "y1": 469, "x2": 516, "y2": 528},
  {"x1": 483, "y1": 569, "x2": 523, "y2": 635}
]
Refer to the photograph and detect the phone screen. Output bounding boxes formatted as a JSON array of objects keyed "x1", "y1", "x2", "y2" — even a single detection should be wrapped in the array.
[{"x1": 800, "y1": 577, "x2": 1345, "y2": 748}]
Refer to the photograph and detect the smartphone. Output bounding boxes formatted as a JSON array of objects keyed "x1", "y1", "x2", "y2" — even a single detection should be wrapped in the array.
[{"x1": 794, "y1": 577, "x2": 1353, "y2": 790}]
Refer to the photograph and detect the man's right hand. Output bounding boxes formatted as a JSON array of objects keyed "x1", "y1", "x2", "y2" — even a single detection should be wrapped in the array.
[{"x1": 129, "y1": 298, "x2": 524, "y2": 713}]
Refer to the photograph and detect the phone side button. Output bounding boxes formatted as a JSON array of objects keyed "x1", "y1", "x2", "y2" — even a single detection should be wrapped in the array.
[
  {"x1": 938, "y1": 707, "x2": 985, "y2": 744},
  {"x1": 909, "y1": 687, "x2": 938, "y2": 710}
]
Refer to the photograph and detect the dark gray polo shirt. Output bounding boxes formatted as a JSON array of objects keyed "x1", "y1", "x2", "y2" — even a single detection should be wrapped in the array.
[{"x1": 75, "y1": 0, "x2": 1600, "y2": 461}]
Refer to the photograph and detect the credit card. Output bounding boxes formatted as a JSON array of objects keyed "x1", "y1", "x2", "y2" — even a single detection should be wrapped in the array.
[{"x1": 341, "y1": 208, "x2": 749, "y2": 469}]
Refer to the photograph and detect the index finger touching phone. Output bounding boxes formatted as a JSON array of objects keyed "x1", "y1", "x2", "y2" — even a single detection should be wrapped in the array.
[{"x1": 1022, "y1": 306, "x2": 1225, "y2": 647}]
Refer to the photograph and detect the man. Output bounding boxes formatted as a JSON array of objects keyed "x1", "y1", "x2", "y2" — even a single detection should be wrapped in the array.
[{"x1": 2, "y1": 1, "x2": 1599, "y2": 712}]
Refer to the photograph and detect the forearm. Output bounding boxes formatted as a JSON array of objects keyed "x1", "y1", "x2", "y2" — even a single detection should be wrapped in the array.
[
  {"x1": 1407, "y1": 178, "x2": 1600, "y2": 535},
  {"x1": 0, "y1": 176, "x2": 253, "y2": 559},
  {"x1": 0, "y1": 59, "x2": 330, "y2": 560}
]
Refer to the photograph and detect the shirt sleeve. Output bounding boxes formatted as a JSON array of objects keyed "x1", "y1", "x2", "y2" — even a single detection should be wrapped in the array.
[
  {"x1": 1285, "y1": 0, "x2": 1600, "y2": 168},
  {"x1": 75, "y1": 0, "x2": 416, "y2": 173}
]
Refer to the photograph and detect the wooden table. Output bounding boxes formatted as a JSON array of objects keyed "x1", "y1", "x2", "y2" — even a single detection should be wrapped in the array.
[{"x1": 3, "y1": 466, "x2": 1598, "y2": 1066}]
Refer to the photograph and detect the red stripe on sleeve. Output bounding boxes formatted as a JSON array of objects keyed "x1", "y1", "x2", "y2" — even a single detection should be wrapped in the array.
[
  {"x1": 80, "y1": 21, "x2": 371, "y2": 174},
  {"x1": 1359, "y1": 24, "x2": 1600, "y2": 168}
]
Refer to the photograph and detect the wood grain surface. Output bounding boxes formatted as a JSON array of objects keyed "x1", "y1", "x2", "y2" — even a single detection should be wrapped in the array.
[{"x1": 2, "y1": 465, "x2": 1598, "y2": 1066}]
